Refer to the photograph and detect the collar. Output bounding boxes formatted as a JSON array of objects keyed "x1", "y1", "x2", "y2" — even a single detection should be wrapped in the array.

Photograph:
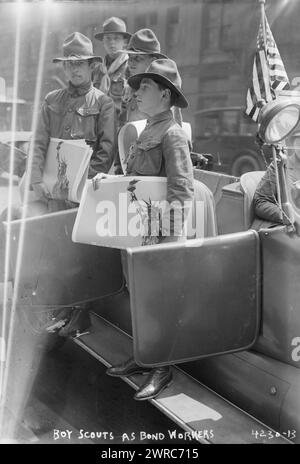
[
  {"x1": 146, "y1": 110, "x2": 173, "y2": 125},
  {"x1": 105, "y1": 55, "x2": 115, "y2": 67},
  {"x1": 104, "y1": 53, "x2": 128, "y2": 75},
  {"x1": 67, "y1": 80, "x2": 93, "y2": 97}
]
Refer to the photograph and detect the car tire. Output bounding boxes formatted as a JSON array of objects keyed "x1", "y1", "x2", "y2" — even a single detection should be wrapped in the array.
[{"x1": 231, "y1": 153, "x2": 265, "y2": 177}]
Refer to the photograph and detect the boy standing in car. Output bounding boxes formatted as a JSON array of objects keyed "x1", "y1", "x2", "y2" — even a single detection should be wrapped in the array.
[
  {"x1": 105, "y1": 59, "x2": 194, "y2": 401},
  {"x1": 119, "y1": 28, "x2": 168, "y2": 125},
  {"x1": 27, "y1": 32, "x2": 115, "y2": 211},
  {"x1": 93, "y1": 17, "x2": 131, "y2": 121},
  {"x1": 25, "y1": 32, "x2": 116, "y2": 337}
]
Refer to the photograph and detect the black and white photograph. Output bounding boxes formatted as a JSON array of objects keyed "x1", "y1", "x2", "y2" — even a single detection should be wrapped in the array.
[{"x1": 0, "y1": 0, "x2": 299, "y2": 451}]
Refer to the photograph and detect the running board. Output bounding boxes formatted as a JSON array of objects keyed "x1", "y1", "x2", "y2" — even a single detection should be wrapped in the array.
[{"x1": 73, "y1": 313, "x2": 290, "y2": 444}]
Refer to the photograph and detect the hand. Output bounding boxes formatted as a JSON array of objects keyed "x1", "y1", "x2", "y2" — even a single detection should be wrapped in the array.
[
  {"x1": 92, "y1": 172, "x2": 111, "y2": 191},
  {"x1": 85, "y1": 139, "x2": 95, "y2": 149},
  {"x1": 32, "y1": 182, "x2": 50, "y2": 200},
  {"x1": 92, "y1": 172, "x2": 123, "y2": 190}
]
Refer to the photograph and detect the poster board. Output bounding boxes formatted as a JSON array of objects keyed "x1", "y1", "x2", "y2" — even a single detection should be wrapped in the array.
[
  {"x1": 72, "y1": 176, "x2": 168, "y2": 249},
  {"x1": 42, "y1": 137, "x2": 92, "y2": 203},
  {"x1": 72, "y1": 175, "x2": 206, "y2": 249}
]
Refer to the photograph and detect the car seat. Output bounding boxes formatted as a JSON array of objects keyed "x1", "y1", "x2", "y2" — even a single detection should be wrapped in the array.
[
  {"x1": 193, "y1": 179, "x2": 217, "y2": 238},
  {"x1": 239, "y1": 170, "x2": 265, "y2": 229}
]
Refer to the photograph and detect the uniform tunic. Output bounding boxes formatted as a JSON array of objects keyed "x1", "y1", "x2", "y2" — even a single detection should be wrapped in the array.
[
  {"x1": 30, "y1": 81, "x2": 116, "y2": 186},
  {"x1": 126, "y1": 109, "x2": 194, "y2": 236},
  {"x1": 92, "y1": 53, "x2": 128, "y2": 117}
]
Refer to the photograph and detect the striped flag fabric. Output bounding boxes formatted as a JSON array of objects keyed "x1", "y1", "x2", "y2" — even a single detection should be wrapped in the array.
[{"x1": 245, "y1": 15, "x2": 290, "y2": 122}]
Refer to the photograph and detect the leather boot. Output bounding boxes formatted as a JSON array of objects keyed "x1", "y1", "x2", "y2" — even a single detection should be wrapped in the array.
[
  {"x1": 134, "y1": 366, "x2": 172, "y2": 401},
  {"x1": 106, "y1": 357, "x2": 151, "y2": 377}
]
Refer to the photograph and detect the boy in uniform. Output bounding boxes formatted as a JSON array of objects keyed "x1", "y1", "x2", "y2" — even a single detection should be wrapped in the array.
[
  {"x1": 106, "y1": 59, "x2": 194, "y2": 400},
  {"x1": 93, "y1": 17, "x2": 131, "y2": 120},
  {"x1": 28, "y1": 32, "x2": 115, "y2": 211},
  {"x1": 27, "y1": 32, "x2": 115, "y2": 336},
  {"x1": 117, "y1": 28, "x2": 185, "y2": 173},
  {"x1": 119, "y1": 28, "x2": 168, "y2": 124}
]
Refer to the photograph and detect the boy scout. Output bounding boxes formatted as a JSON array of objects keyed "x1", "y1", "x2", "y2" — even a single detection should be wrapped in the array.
[
  {"x1": 119, "y1": 28, "x2": 168, "y2": 124},
  {"x1": 28, "y1": 32, "x2": 115, "y2": 209},
  {"x1": 93, "y1": 17, "x2": 131, "y2": 118},
  {"x1": 106, "y1": 59, "x2": 194, "y2": 400},
  {"x1": 116, "y1": 28, "x2": 183, "y2": 173},
  {"x1": 26, "y1": 32, "x2": 116, "y2": 336}
]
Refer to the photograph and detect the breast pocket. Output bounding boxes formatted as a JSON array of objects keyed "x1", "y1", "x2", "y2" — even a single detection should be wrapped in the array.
[
  {"x1": 73, "y1": 106, "x2": 100, "y2": 140},
  {"x1": 134, "y1": 140, "x2": 163, "y2": 176}
]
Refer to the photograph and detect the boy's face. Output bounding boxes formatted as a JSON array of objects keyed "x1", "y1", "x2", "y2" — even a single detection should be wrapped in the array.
[
  {"x1": 128, "y1": 54, "x2": 155, "y2": 76},
  {"x1": 63, "y1": 60, "x2": 92, "y2": 86},
  {"x1": 135, "y1": 78, "x2": 167, "y2": 117},
  {"x1": 103, "y1": 33, "x2": 127, "y2": 57}
]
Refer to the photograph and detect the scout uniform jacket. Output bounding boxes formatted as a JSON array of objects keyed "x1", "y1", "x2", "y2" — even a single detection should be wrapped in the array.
[
  {"x1": 92, "y1": 54, "x2": 128, "y2": 116},
  {"x1": 29, "y1": 82, "x2": 116, "y2": 185},
  {"x1": 126, "y1": 110, "x2": 194, "y2": 236}
]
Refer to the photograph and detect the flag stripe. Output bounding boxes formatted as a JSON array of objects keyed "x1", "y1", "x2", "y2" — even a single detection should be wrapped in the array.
[{"x1": 245, "y1": 15, "x2": 290, "y2": 122}]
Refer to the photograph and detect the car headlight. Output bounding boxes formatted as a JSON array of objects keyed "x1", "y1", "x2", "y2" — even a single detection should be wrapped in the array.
[{"x1": 258, "y1": 99, "x2": 300, "y2": 144}]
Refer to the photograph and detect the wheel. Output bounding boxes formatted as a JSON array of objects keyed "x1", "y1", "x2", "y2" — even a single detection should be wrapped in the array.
[{"x1": 231, "y1": 153, "x2": 265, "y2": 177}]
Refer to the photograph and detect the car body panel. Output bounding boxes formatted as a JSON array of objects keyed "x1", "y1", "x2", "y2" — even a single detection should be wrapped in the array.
[
  {"x1": 182, "y1": 350, "x2": 299, "y2": 435},
  {"x1": 127, "y1": 230, "x2": 261, "y2": 366},
  {"x1": 3, "y1": 209, "x2": 124, "y2": 307},
  {"x1": 0, "y1": 130, "x2": 31, "y2": 179},
  {"x1": 254, "y1": 227, "x2": 300, "y2": 368}
]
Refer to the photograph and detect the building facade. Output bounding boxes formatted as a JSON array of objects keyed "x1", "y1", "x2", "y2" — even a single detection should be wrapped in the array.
[{"x1": 0, "y1": 0, "x2": 299, "y2": 138}]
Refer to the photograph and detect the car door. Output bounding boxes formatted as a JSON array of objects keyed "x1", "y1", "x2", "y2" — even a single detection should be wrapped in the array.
[{"x1": 126, "y1": 230, "x2": 261, "y2": 366}]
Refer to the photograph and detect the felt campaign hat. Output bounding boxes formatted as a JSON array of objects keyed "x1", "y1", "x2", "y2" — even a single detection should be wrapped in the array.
[
  {"x1": 53, "y1": 32, "x2": 102, "y2": 63},
  {"x1": 128, "y1": 58, "x2": 188, "y2": 108},
  {"x1": 122, "y1": 28, "x2": 167, "y2": 58},
  {"x1": 94, "y1": 17, "x2": 132, "y2": 41}
]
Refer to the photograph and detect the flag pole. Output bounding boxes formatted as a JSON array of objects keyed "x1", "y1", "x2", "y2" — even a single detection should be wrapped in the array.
[{"x1": 259, "y1": 0, "x2": 267, "y2": 49}]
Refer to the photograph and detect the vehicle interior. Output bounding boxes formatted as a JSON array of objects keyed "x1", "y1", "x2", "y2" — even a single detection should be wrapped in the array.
[
  {"x1": 1, "y1": 0, "x2": 300, "y2": 446},
  {"x1": 1, "y1": 127, "x2": 299, "y2": 443}
]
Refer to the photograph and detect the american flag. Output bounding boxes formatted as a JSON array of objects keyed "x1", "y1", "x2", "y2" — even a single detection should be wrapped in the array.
[{"x1": 245, "y1": 15, "x2": 290, "y2": 122}]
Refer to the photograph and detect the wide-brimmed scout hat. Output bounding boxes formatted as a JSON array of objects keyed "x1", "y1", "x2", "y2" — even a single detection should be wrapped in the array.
[
  {"x1": 94, "y1": 17, "x2": 132, "y2": 41},
  {"x1": 53, "y1": 32, "x2": 102, "y2": 63},
  {"x1": 128, "y1": 58, "x2": 188, "y2": 108},
  {"x1": 122, "y1": 28, "x2": 168, "y2": 58}
]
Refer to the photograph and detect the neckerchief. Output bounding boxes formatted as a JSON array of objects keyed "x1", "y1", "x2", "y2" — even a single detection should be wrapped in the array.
[
  {"x1": 99, "y1": 53, "x2": 128, "y2": 94},
  {"x1": 105, "y1": 52, "x2": 128, "y2": 76},
  {"x1": 67, "y1": 80, "x2": 93, "y2": 97}
]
